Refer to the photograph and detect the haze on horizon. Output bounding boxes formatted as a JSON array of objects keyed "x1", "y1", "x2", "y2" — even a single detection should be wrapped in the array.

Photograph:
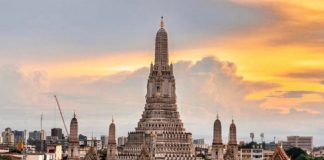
[{"x1": 0, "y1": 0, "x2": 324, "y2": 145}]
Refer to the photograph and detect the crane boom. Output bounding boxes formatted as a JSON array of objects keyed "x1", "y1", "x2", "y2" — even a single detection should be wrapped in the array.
[{"x1": 54, "y1": 95, "x2": 69, "y2": 137}]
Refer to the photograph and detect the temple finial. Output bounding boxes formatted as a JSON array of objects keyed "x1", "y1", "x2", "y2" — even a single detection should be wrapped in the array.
[
  {"x1": 112, "y1": 115, "x2": 114, "y2": 123},
  {"x1": 73, "y1": 110, "x2": 76, "y2": 118},
  {"x1": 160, "y1": 16, "x2": 164, "y2": 28}
]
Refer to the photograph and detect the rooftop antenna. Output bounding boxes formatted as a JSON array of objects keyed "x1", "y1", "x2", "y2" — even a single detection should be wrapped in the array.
[{"x1": 41, "y1": 112, "x2": 43, "y2": 131}]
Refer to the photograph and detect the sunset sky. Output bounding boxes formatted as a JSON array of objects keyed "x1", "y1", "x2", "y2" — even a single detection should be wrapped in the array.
[{"x1": 0, "y1": 0, "x2": 324, "y2": 145}]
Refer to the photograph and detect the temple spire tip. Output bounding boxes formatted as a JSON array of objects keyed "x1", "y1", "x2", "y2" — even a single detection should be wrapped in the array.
[{"x1": 160, "y1": 16, "x2": 164, "y2": 28}]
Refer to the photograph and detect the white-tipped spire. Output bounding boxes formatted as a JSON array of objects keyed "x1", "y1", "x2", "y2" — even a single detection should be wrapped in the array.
[{"x1": 160, "y1": 16, "x2": 164, "y2": 28}]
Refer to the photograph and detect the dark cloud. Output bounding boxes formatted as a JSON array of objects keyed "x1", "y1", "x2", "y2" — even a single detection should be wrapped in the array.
[
  {"x1": 267, "y1": 90, "x2": 324, "y2": 99},
  {"x1": 321, "y1": 80, "x2": 324, "y2": 85},
  {"x1": 281, "y1": 69, "x2": 324, "y2": 79}
]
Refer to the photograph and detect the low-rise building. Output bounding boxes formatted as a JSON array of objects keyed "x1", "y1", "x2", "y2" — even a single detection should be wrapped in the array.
[{"x1": 46, "y1": 144, "x2": 62, "y2": 160}]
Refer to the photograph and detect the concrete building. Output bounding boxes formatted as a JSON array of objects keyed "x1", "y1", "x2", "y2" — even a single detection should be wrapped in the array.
[
  {"x1": 25, "y1": 154, "x2": 45, "y2": 160},
  {"x1": 287, "y1": 136, "x2": 313, "y2": 153},
  {"x1": 101, "y1": 135, "x2": 108, "y2": 149},
  {"x1": 86, "y1": 139, "x2": 102, "y2": 151},
  {"x1": 46, "y1": 144, "x2": 62, "y2": 160},
  {"x1": 193, "y1": 139, "x2": 205, "y2": 145},
  {"x1": 0, "y1": 134, "x2": 3, "y2": 144},
  {"x1": 13, "y1": 130, "x2": 25, "y2": 144},
  {"x1": 2, "y1": 127, "x2": 15, "y2": 146},
  {"x1": 29, "y1": 131, "x2": 42, "y2": 140},
  {"x1": 117, "y1": 136, "x2": 127, "y2": 147},
  {"x1": 239, "y1": 148, "x2": 263, "y2": 160}
]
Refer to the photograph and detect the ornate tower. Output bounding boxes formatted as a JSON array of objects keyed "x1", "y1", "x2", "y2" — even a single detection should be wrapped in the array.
[
  {"x1": 68, "y1": 112, "x2": 80, "y2": 160},
  {"x1": 118, "y1": 17, "x2": 195, "y2": 160},
  {"x1": 224, "y1": 119, "x2": 238, "y2": 160},
  {"x1": 211, "y1": 114, "x2": 224, "y2": 160},
  {"x1": 107, "y1": 117, "x2": 117, "y2": 160}
]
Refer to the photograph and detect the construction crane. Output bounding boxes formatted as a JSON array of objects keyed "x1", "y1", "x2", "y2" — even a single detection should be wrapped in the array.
[{"x1": 54, "y1": 95, "x2": 69, "y2": 137}]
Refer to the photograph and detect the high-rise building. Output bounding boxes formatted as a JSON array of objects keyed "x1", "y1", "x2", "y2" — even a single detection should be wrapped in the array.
[
  {"x1": 2, "y1": 128, "x2": 15, "y2": 146},
  {"x1": 101, "y1": 135, "x2": 108, "y2": 149},
  {"x1": 211, "y1": 114, "x2": 224, "y2": 160},
  {"x1": 107, "y1": 118, "x2": 117, "y2": 160},
  {"x1": 13, "y1": 130, "x2": 25, "y2": 144},
  {"x1": 117, "y1": 137, "x2": 127, "y2": 147},
  {"x1": 51, "y1": 128, "x2": 63, "y2": 140},
  {"x1": 287, "y1": 136, "x2": 313, "y2": 153},
  {"x1": 0, "y1": 135, "x2": 3, "y2": 144},
  {"x1": 68, "y1": 112, "x2": 80, "y2": 160},
  {"x1": 29, "y1": 131, "x2": 40, "y2": 140},
  {"x1": 117, "y1": 17, "x2": 196, "y2": 160}
]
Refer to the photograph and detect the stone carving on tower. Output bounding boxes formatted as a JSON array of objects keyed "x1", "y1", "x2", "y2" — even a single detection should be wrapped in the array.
[
  {"x1": 117, "y1": 17, "x2": 196, "y2": 160},
  {"x1": 68, "y1": 112, "x2": 80, "y2": 160},
  {"x1": 224, "y1": 119, "x2": 238, "y2": 160},
  {"x1": 107, "y1": 117, "x2": 117, "y2": 160},
  {"x1": 211, "y1": 114, "x2": 224, "y2": 160}
]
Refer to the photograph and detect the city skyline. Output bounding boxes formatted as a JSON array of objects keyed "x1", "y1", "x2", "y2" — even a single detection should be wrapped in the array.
[{"x1": 0, "y1": 0, "x2": 324, "y2": 146}]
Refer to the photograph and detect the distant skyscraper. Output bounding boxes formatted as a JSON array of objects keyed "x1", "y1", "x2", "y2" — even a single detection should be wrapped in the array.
[
  {"x1": 13, "y1": 130, "x2": 25, "y2": 144},
  {"x1": 193, "y1": 139, "x2": 205, "y2": 145},
  {"x1": 101, "y1": 135, "x2": 108, "y2": 149},
  {"x1": 106, "y1": 118, "x2": 117, "y2": 160},
  {"x1": 2, "y1": 128, "x2": 15, "y2": 146},
  {"x1": 68, "y1": 112, "x2": 80, "y2": 160},
  {"x1": 212, "y1": 114, "x2": 224, "y2": 160},
  {"x1": 224, "y1": 119, "x2": 238, "y2": 160},
  {"x1": 51, "y1": 128, "x2": 63, "y2": 140},
  {"x1": 117, "y1": 136, "x2": 127, "y2": 147}
]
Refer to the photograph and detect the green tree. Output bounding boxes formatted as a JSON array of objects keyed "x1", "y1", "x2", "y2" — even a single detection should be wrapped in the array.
[
  {"x1": 286, "y1": 147, "x2": 307, "y2": 160},
  {"x1": 0, "y1": 155, "x2": 12, "y2": 160}
]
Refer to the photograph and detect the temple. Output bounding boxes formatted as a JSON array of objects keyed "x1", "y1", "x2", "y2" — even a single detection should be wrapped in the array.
[{"x1": 117, "y1": 17, "x2": 197, "y2": 160}]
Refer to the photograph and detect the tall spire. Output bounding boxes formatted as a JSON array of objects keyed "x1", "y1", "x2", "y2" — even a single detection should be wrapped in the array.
[
  {"x1": 155, "y1": 17, "x2": 169, "y2": 66},
  {"x1": 229, "y1": 119, "x2": 237, "y2": 145},
  {"x1": 213, "y1": 113, "x2": 222, "y2": 144},
  {"x1": 107, "y1": 117, "x2": 117, "y2": 160}
]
